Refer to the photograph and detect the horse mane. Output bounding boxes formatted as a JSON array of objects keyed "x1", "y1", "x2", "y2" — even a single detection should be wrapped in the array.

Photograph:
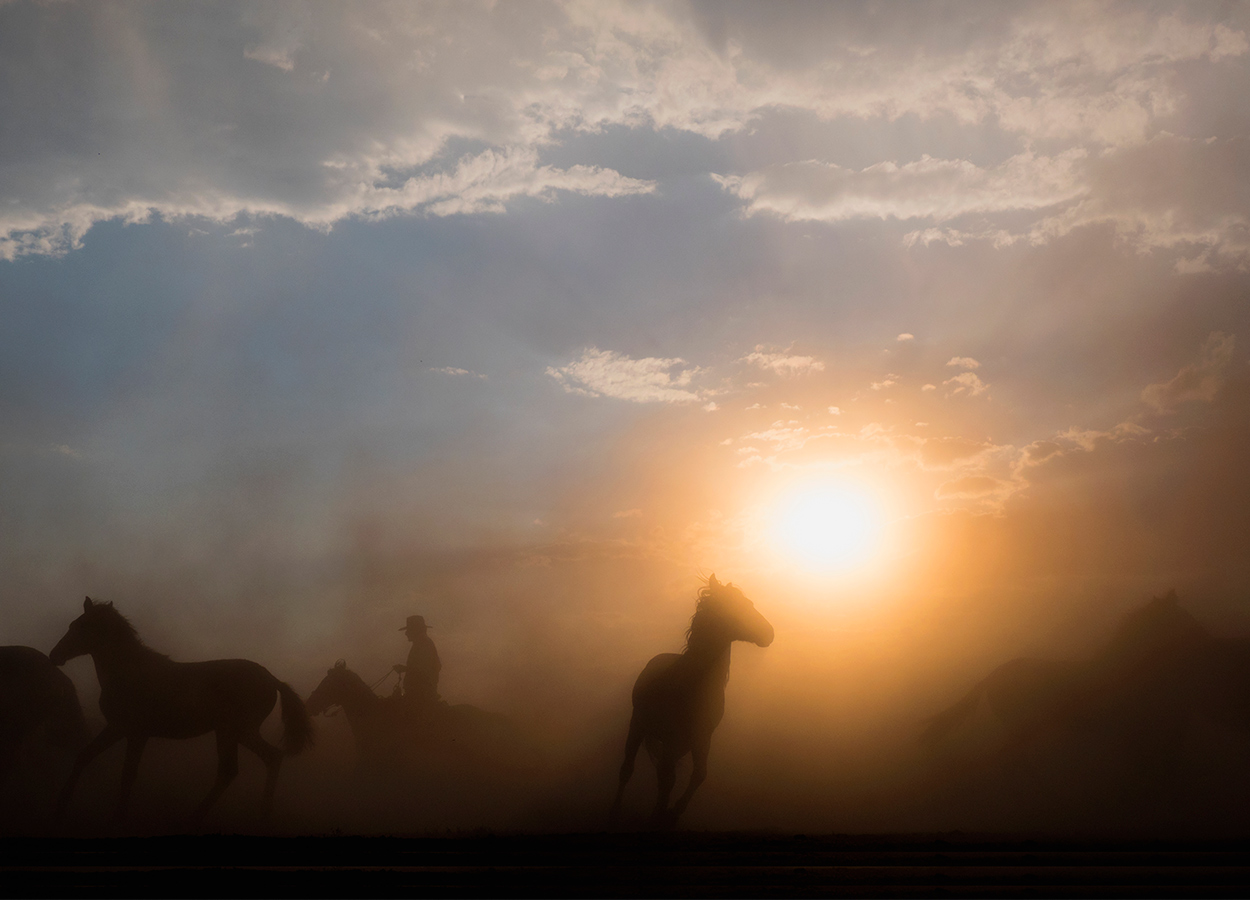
[
  {"x1": 685, "y1": 579, "x2": 736, "y2": 650},
  {"x1": 88, "y1": 602, "x2": 168, "y2": 659}
]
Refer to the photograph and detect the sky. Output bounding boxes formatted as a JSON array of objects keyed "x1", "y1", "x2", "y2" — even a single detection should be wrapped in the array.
[{"x1": 3, "y1": 0, "x2": 1250, "y2": 832}]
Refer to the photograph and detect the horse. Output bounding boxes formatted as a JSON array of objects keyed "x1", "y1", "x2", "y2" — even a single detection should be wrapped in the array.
[
  {"x1": 0, "y1": 646, "x2": 87, "y2": 781},
  {"x1": 920, "y1": 591, "x2": 1219, "y2": 769},
  {"x1": 609, "y1": 574, "x2": 774, "y2": 829},
  {"x1": 306, "y1": 660, "x2": 521, "y2": 772},
  {"x1": 49, "y1": 597, "x2": 313, "y2": 823},
  {"x1": 307, "y1": 661, "x2": 407, "y2": 769}
]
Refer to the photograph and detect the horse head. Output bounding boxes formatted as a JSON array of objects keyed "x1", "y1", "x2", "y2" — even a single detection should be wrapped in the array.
[
  {"x1": 306, "y1": 659, "x2": 358, "y2": 716},
  {"x1": 690, "y1": 574, "x2": 774, "y2": 649},
  {"x1": 50, "y1": 597, "x2": 137, "y2": 666}
]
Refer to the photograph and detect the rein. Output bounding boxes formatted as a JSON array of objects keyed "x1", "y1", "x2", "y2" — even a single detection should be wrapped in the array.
[{"x1": 322, "y1": 667, "x2": 395, "y2": 718}]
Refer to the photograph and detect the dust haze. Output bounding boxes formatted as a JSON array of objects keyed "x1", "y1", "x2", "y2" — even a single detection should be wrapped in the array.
[
  {"x1": 3, "y1": 0, "x2": 1250, "y2": 842},
  {"x1": 4, "y1": 372, "x2": 1250, "y2": 837}
]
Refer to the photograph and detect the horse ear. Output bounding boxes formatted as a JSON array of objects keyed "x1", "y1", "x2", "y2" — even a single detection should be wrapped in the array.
[
  {"x1": 84, "y1": 596, "x2": 92, "y2": 611},
  {"x1": 708, "y1": 574, "x2": 720, "y2": 588}
]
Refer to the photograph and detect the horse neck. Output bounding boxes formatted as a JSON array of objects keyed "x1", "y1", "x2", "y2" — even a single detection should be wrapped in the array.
[
  {"x1": 683, "y1": 631, "x2": 733, "y2": 684},
  {"x1": 336, "y1": 675, "x2": 383, "y2": 719},
  {"x1": 88, "y1": 636, "x2": 165, "y2": 687}
]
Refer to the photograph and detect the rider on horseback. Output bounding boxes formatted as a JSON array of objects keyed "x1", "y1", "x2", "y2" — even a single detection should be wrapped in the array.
[{"x1": 394, "y1": 615, "x2": 441, "y2": 709}]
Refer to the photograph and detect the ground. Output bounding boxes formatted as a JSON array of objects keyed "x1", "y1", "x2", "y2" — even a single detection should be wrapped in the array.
[{"x1": 5, "y1": 832, "x2": 1250, "y2": 898}]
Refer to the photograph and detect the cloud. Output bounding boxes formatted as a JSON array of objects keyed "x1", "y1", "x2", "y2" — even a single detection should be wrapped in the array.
[
  {"x1": 430, "y1": 367, "x2": 487, "y2": 379},
  {"x1": 1, "y1": 3, "x2": 1245, "y2": 258},
  {"x1": 870, "y1": 376, "x2": 897, "y2": 390},
  {"x1": 546, "y1": 348, "x2": 706, "y2": 403},
  {"x1": 1056, "y1": 421, "x2": 1151, "y2": 451},
  {"x1": 714, "y1": 150, "x2": 1087, "y2": 224},
  {"x1": 0, "y1": 3, "x2": 670, "y2": 260},
  {"x1": 0, "y1": 144, "x2": 656, "y2": 260},
  {"x1": 946, "y1": 357, "x2": 980, "y2": 369},
  {"x1": 943, "y1": 372, "x2": 989, "y2": 396},
  {"x1": 919, "y1": 437, "x2": 994, "y2": 469},
  {"x1": 897, "y1": 333, "x2": 914, "y2": 342},
  {"x1": 1142, "y1": 332, "x2": 1236, "y2": 412},
  {"x1": 352, "y1": 148, "x2": 656, "y2": 219},
  {"x1": 1019, "y1": 440, "x2": 1064, "y2": 467},
  {"x1": 905, "y1": 136, "x2": 1250, "y2": 270},
  {"x1": 742, "y1": 346, "x2": 825, "y2": 376}
]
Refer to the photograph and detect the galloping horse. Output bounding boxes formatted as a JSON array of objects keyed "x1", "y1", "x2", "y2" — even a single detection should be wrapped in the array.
[
  {"x1": 0, "y1": 646, "x2": 87, "y2": 780},
  {"x1": 306, "y1": 661, "x2": 518, "y2": 771},
  {"x1": 610, "y1": 575, "x2": 774, "y2": 828},
  {"x1": 50, "y1": 597, "x2": 313, "y2": 822}
]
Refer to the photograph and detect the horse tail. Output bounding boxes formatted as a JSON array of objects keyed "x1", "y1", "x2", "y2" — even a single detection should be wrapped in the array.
[
  {"x1": 276, "y1": 680, "x2": 314, "y2": 756},
  {"x1": 918, "y1": 680, "x2": 985, "y2": 748}
]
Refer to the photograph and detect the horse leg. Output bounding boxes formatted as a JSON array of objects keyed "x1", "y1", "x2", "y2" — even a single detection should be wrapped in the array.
[
  {"x1": 649, "y1": 750, "x2": 677, "y2": 829},
  {"x1": 56, "y1": 724, "x2": 122, "y2": 821},
  {"x1": 608, "y1": 715, "x2": 644, "y2": 828},
  {"x1": 669, "y1": 737, "x2": 710, "y2": 821},
  {"x1": 113, "y1": 735, "x2": 149, "y2": 821},
  {"x1": 239, "y1": 730, "x2": 283, "y2": 818},
  {"x1": 191, "y1": 730, "x2": 239, "y2": 826}
]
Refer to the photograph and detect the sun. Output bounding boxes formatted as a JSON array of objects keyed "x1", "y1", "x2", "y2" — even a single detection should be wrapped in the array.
[{"x1": 767, "y1": 481, "x2": 885, "y2": 573}]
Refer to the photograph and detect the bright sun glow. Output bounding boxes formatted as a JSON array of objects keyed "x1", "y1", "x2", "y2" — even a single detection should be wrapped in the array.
[{"x1": 768, "y1": 482, "x2": 885, "y2": 572}]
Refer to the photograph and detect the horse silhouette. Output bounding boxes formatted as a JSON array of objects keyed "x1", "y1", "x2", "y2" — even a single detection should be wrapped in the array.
[
  {"x1": 50, "y1": 597, "x2": 313, "y2": 823},
  {"x1": 920, "y1": 591, "x2": 1222, "y2": 774},
  {"x1": 610, "y1": 574, "x2": 774, "y2": 829},
  {"x1": 0, "y1": 646, "x2": 87, "y2": 782},
  {"x1": 307, "y1": 660, "x2": 519, "y2": 772}
]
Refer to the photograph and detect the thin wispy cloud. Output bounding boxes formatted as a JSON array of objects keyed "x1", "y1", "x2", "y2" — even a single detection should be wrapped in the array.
[
  {"x1": 742, "y1": 346, "x2": 825, "y2": 376},
  {"x1": 714, "y1": 151, "x2": 1087, "y2": 225},
  {"x1": 430, "y1": 367, "x2": 487, "y2": 379},
  {"x1": 1142, "y1": 332, "x2": 1236, "y2": 412}
]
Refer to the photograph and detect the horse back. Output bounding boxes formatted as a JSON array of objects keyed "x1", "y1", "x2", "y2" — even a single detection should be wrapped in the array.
[{"x1": 105, "y1": 657, "x2": 280, "y2": 738}]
